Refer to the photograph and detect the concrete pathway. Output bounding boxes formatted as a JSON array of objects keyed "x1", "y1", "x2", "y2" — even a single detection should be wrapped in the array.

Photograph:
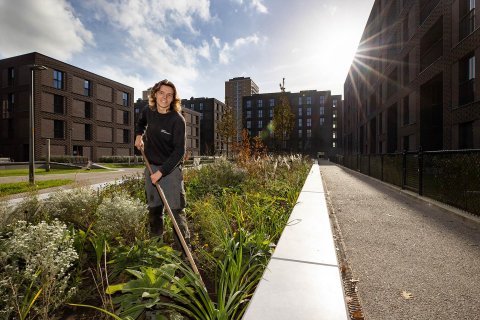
[{"x1": 319, "y1": 161, "x2": 480, "y2": 320}]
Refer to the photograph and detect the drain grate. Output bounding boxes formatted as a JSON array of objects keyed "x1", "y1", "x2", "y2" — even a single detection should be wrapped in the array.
[{"x1": 322, "y1": 174, "x2": 366, "y2": 320}]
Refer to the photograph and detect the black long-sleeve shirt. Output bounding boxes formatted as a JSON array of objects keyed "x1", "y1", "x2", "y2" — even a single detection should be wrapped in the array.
[{"x1": 135, "y1": 106, "x2": 185, "y2": 175}]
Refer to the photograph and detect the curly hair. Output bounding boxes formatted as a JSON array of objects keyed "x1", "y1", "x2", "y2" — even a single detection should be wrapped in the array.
[{"x1": 148, "y1": 79, "x2": 181, "y2": 112}]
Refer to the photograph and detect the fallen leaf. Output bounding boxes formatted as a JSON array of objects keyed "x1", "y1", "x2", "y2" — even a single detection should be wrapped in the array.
[
  {"x1": 402, "y1": 291, "x2": 413, "y2": 299},
  {"x1": 352, "y1": 310, "x2": 363, "y2": 319}
]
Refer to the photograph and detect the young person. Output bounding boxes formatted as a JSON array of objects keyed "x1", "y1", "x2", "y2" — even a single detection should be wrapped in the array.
[{"x1": 134, "y1": 79, "x2": 190, "y2": 249}]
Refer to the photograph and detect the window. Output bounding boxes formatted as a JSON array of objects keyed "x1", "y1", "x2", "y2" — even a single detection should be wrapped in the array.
[
  {"x1": 298, "y1": 119, "x2": 302, "y2": 127},
  {"x1": 246, "y1": 121, "x2": 251, "y2": 128},
  {"x1": 333, "y1": 120, "x2": 337, "y2": 128},
  {"x1": 258, "y1": 120, "x2": 263, "y2": 129},
  {"x1": 269, "y1": 109, "x2": 273, "y2": 118},
  {"x1": 246, "y1": 100, "x2": 251, "y2": 108},
  {"x1": 459, "y1": 121, "x2": 474, "y2": 149},
  {"x1": 246, "y1": 110, "x2": 252, "y2": 118},
  {"x1": 332, "y1": 99, "x2": 337, "y2": 107},
  {"x1": 306, "y1": 107, "x2": 311, "y2": 116},
  {"x1": 123, "y1": 111, "x2": 129, "y2": 125},
  {"x1": 122, "y1": 92, "x2": 129, "y2": 106},
  {"x1": 307, "y1": 118, "x2": 311, "y2": 127},
  {"x1": 258, "y1": 110, "x2": 263, "y2": 118},
  {"x1": 84, "y1": 80, "x2": 91, "y2": 96},
  {"x1": 298, "y1": 97, "x2": 303, "y2": 105},
  {"x1": 269, "y1": 98, "x2": 275, "y2": 106},
  {"x1": 199, "y1": 102, "x2": 204, "y2": 111},
  {"x1": 333, "y1": 110, "x2": 337, "y2": 118},
  {"x1": 459, "y1": 52, "x2": 475, "y2": 105},
  {"x1": 333, "y1": 131, "x2": 336, "y2": 139},
  {"x1": 54, "y1": 95, "x2": 64, "y2": 114},
  {"x1": 85, "y1": 124, "x2": 92, "y2": 141},
  {"x1": 85, "y1": 102, "x2": 92, "y2": 119},
  {"x1": 257, "y1": 100, "x2": 263, "y2": 108},
  {"x1": 332, "y1": 142, "x2": 336, "y2": 148},
  {"x1": 298, "y1": 108, "x2": 303, "y2": 116},
  {"x1": 307, "y1": 129, "x2": 312, "y2": 138},
  {"x1": 190, "y1": 103, "x2": 194, "y2": 109},
  {"x1": 460, "y1": 0, "x2": 476, "y2": 40},
  {"x1": 54, "y1": 120, "x2": 64, "y2": 138},
  {"x1": 7, "y1": 93, "x2": 14, "y2": 113},
  {"x1": 320, "y1": 96, "x2": 325, "y2": 106},
  {"x1": 73, "y1": 146, "x2": 83, "y2": 156},
  {"x1": 320, "y1": 117, "x2": 325, "y2": 126},
  {"x1": 7, "y1": 67, "x2": 14, "y2": 86},
  {"x1": 306, "y1": 96, "x2": 312, "y2": 105},
  {"x1": 53, "y1": 70, "x2": 64, "y2": 89},
  {"x1": 320, "y1": 106, "x2": 325, "y2": 115},
  {"x1": 123, "y1": 129, "x2": 130, "y2": 143},
  {"x1": 298, "y1": 129, "x2": 302, "y2": 137}
]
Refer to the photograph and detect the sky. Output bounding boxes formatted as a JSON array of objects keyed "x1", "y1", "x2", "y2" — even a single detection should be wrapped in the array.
[{"x1": 0, "y1": 0, "x2": 374, "y2": 101}]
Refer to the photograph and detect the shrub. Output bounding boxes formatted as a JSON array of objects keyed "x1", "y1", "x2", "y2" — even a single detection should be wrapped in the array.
[
  {"x1": 94, "y1": 191, "x2": 148, "y2": 244},
  {"x1": 42, "y1": 187, "x2": 100, "y2": 229},
  {"x1": 0, "y1": 220, "x2": 78, "y2": 320}
]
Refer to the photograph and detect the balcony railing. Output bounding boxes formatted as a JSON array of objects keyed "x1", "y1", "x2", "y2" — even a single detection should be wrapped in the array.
[{"x1": 460, "y1": 9, "x2": 475, "y2": 41}]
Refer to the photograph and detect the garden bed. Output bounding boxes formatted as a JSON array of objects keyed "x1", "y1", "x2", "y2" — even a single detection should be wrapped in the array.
[{"x1": 0, "y1": 155, "x2": 310, "y2": 320}]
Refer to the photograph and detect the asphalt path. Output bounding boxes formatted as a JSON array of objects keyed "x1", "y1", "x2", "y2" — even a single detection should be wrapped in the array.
[{"x1": 319, "y1": 161, "x2": 480, "y2": 320}]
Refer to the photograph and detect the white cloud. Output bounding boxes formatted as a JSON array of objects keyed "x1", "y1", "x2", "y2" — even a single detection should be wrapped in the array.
[
  {"x1": 219, "y1": 34, "x2": 261, "y2": 64},
  {"x1": 85, "y1": 0, "x2": 213, "y2": 96},
  {"x1": 250, "y1": 0, "x2": 268, "y2": 13},
  {"x1": 0, "y1": 0, "x2": 94, "y2": 60}
]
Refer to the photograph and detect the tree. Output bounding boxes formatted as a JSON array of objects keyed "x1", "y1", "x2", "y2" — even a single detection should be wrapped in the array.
[
  {"x1": 217, "y1": 100, "x2": 237, "y2": 158},
  {"x1": 273, "y1": 79, "x2": 295, "y2": 152}
]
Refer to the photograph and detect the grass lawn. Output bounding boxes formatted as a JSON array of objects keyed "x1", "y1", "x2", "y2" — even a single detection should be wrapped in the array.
[
  {"x1": 0, "y1": 168, "x2": 111, "y2": 177},
  {"x1": 0, "y1": 179, "x2": 74, "y2": 197}
]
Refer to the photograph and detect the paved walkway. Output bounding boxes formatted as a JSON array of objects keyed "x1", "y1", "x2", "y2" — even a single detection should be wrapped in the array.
[
  {"x1": 0, "y1": 168, "x2": 144, "y2": 201},
  {"x1": 319, "y1": 161, "x2": 480, "y2": 320}
]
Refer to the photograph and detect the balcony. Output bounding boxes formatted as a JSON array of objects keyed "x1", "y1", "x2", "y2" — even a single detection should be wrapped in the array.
[
  {"x1": 421, "y1": 38, "x2": 443, "y2": 71},
  {"x1": 420, "y1": 0, "x2": 440, "y2": 24},
  {"x1": 459, "y1": 79, "x2": 475, "y2": 106}
]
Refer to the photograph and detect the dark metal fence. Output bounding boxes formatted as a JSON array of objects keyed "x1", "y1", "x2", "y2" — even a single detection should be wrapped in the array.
[{"x1": 334, "y1": 149, "x2": 480, "y2": 216}]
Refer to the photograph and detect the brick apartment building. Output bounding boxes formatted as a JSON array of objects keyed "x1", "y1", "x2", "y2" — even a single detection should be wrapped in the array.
[
  {"x1": 225, "y1": 77, "x2": 259, "y2": 142},
  {"x1": 134, "y1": 97, "x2": 201, "y2": 157},
  {"x1": 182, "y1": 97, "x2": 225, "y2": 156},
  {"x1": 243, "y1": 90, "x2": 342, "y2": 157},
  {"x1": 0, "y1": 52, "x2": 134, "y2": 162},
  {"x1": 343, "y1": 0, "x2": 480, "y2": 155}
]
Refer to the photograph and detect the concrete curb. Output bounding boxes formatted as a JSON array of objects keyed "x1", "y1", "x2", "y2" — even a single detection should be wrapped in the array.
[{"x1": 243, "y1": 164, "x2": 349, "y2": 320}]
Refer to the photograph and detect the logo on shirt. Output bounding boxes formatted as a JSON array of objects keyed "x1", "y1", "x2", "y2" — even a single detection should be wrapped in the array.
[{"x1": 160, "y1": 129, "x2": 171, "y2": 135}]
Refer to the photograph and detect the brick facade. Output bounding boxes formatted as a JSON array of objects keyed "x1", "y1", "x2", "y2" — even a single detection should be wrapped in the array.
[
  {"x1": 0, "y1": 52, "x2": 134, "y2": 162},
  {"x1": 343, "y1": 0, "x2": 480, "y2": 154}
]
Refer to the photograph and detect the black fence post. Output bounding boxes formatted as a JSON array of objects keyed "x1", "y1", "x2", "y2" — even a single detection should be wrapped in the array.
[
  {"x1": 402, "y1": 149, "x2": 407, "y2": 190},
  {"x1": 381, "y1": 154, "x2": 384, "y2": 181},
  {"x1": 418, "y1": 146, "x2": 423, "y2": 196}
]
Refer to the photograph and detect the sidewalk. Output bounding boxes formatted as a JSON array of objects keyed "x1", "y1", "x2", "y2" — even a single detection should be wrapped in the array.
[{"x1": 319, "y1": 161, "x2": 480, "y2": 320}]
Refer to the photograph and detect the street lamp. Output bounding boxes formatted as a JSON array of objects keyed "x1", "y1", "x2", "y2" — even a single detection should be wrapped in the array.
[{"x1": 29, "y1": 64, "x2": 48, "y2": 184}]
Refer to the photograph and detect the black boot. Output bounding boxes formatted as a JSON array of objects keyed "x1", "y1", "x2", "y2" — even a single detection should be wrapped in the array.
[{"x1": 148, "y1": 206, "x2": 164, "y2": 238}]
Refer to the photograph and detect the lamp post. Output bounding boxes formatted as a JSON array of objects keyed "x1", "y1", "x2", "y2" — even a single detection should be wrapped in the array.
[{"x1": 29, "y1": 64, "x2": 48, "y2": 184}]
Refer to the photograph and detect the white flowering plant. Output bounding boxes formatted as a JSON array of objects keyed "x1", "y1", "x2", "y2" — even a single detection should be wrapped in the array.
[
  {"x1": 0, "y1": 219, "x2": 78, "y2": 320},
  {"x1": 42, "y1": 187, "x2": 100, "y2": 229},
  {"x1": 94, "y1": 191, "x2": 148, "y2": 244}
]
